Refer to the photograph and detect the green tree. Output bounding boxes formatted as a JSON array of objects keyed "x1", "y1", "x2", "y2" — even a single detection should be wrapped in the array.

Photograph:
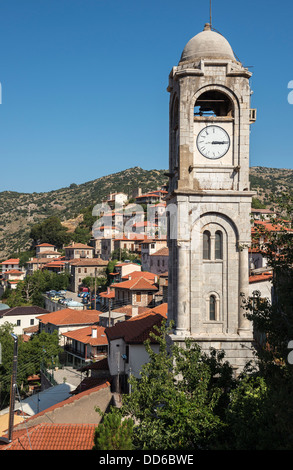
[
  {"x1": 121, "y1": 321, "x2": 233, "y2": 450},
  {"x1": 82, "y1": 275, "x2": 107, "y2": 290},
  {"x1": 93, "y1": 407, "x2": 134, "y2": 450},
  {"x1": 29, "y1": 216, "x2": 71, "y2": 249},
  {"x1": 0, "y1": 325, "x2": 61, "y2": 407},
  {"x1": 223, "y1": 190, "x2": 293, "y2": 450},
  {"x1": 3, "y1": 271, "x2": 70, "y2": 307}
]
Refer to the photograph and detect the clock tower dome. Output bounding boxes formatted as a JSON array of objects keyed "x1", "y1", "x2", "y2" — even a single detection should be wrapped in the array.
[{"x1": 167, "y1": 23, "x2": 256, "y2": 370}]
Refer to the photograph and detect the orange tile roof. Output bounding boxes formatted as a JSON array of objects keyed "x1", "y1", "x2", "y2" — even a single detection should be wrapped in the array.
[
  {"x1": 44, "y1": 260, "x2": 65, "y2": 267},
  {"x1": 36, "y1": 308, "x2": 101, "y2": 326},
  {"x1": 64, "y1": 243, "x2": 94, "y2": 249},
  {"x1": 249, "y1": 272, "x2": 273, "y2": 284},
  {"x1": 150, "y1": 247, "x2": 169, "y2": 256},
  {"x1": 4, "y1": 269, "x2": 24, "y2": 274},
  {"x1": 68, "y1": 258, "x2": 108, "y2": 266},
  {"x1": 252, "y1": 220, "x2": 292, "y2": 233},
  {"x1": 99, "y1": 290, "x2": 115, "y2": 298},
  {"x1": 112, "y1": 276, "x2": 158, "y2": 291},
  {"x1": 122, "y1": 271, "x2": 156, "y2": 281},
  {"x1": 148, "y1": 303, "x2": 168, "y2": 317},
  {"x1": 1, "y1": 423, "x2": 96, "y2": 450},
  {"x1": 62, "y1": 325, "x2": 108, "y2": 346},
  {"x1": 35, "y1": 243, "x2": 55, "y2": 247},
  {"x1": 111, "y1": 304, "x2": 151, "y2": 316},
  {"x1": 1, "y1": 258, "x2": 19, "y2": 265}
]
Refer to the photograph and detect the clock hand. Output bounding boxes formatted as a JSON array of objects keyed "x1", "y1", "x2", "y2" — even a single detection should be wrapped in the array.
[{"x1": 212, "y1": 141, "x2": 229, "y2": 144}]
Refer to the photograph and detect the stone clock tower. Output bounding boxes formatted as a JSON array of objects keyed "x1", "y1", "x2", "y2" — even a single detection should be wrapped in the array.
[{"x1": 167, "y1": 24, "x2": 256, "y2": 370}]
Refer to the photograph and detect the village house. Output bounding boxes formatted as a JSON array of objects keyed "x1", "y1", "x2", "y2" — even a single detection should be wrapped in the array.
[
  {"x1": 99, "y1": 287, "x2": 115, "y2": 310},
  {"x1": 0, "y1": 306, "x2": 49, "y2": 335},
  {"x1": 98, "y1": 304, "x2": 151, "y2": 328},
  {"x1": 64, "y1": 242, "x2": 94, "y2": 260},
  {"x1": 42, "y1": 258, "x2": 66, "y2": 274},
  {"x1": 67, "y1": 258, "x2": 108, "y2": 293},
  {"x1": 0, "y1": 258, "x2": 22, "y2": 273},
  {"x1": 140, "y1": 238, "x2": 167, "y2": 271},
  {"x1": 135, "y1": 188, "x2": 168, "y2": 205},
  {"x1": 110, "y1": 262, "x2": 141, "y2": 283},
  {"x1": 102, "y1": 191, "x2": 128, "y2": 210},
  {"x1": 150, "y1": 246, "x2": 169, "y2": 275},
  {"x1": 1, "y1": 269, "x2": 26, "y2": 290},
  {"x1": 62, "y1": 325, "x2": 108, "y2": 368},
  {"x1": 249, "y1": 272, "x2": 273, "y2": 302},
  {"x1": 251, "y1": 208, "x2": 276, "y2": 221},
  {"x1": 35, "y1": 243, "x2": 61, "y2": 258},
  {"x1": 111, "y1": 274, "x2": 159, "y2": 309},
  {"x1": 105, "y1": 304, "x2": 167, "y2": 393},
  {"x1": 36, "y1": 308, "x2": 102, "y2": 346}
]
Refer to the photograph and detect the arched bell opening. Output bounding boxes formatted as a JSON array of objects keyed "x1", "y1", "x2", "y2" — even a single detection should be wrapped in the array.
[{"x1": 194, "y1": 90, "x2": 234, "y2": 118}]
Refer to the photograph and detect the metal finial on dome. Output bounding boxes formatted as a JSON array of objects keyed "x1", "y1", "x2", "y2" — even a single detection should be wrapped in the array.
[{"x1": 204, "y1": 23, "x2": 212, "y2": 31}]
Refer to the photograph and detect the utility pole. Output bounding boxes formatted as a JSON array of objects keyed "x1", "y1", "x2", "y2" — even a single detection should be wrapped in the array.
[
  {"x1": 94, "y1": 267, "x2": 97, "y2": 310},
  {"x1": 0, "y1": 334, "x2": 19, "y2": 444}
]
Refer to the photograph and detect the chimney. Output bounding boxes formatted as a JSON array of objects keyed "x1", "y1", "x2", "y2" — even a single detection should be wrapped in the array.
[
  {"x1": 132, "y1": 306, "x2": 138, "y2": 317},
  {"x1": 92, "y1": 327, "x2": 98, "y2": 338}
]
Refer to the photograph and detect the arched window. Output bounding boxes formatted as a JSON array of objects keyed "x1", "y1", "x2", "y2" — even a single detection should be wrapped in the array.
[
  {"x1": 209, "y1": 295, "x2": 216, "y2": 321},
  {"x1": 215, "y1": 231, "x2": 223, "y2": 259},
  {"x1": 203, "y1": 231, "x2": 211, "y2": 260},
  {"x1": 194, "y1": 90, "x2": 234, "y2": 118}
]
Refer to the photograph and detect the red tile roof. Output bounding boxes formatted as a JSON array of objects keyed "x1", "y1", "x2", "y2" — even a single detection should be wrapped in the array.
[
  {"x1": 3, "y1": 269, "x2": 24, "y2": 275},
  {"x1": 1, "y1": 423, "x2": 96, "y2": 450},
  {"x1": 111, "y1": 304, "x2": 150, "y2": 316},
  {"x1": 64, "y1": 243, "x2": 94, "y2": 249},
  {"x1": 68, "y1": 258, "x2": 108, "y2": 266},
  {"x1": 249, "y1": 272, "x2": 273, "y2": 284},
  {"x1": 35, "y1": 243, "x2": 55, "y2": 247},
  {"x1": 1, "y1": 258, "x2": 19, "y2": 265},
  {"x1": 112, "y1": 277, "x2": 158, "y2": 291},
  {"x1": 62, "y1": 325, "x2": 108, "y2": 346},
  {"x1": 36, "y1": 308, "x2": 101, "y2": 326},
  {"x1": 150, "y1": 247, "x2": 169, "y2": 256},
  {"x1": 99, "y1": 290, "x2": 115, "y2": 298},
  {"x1": 122, "y1": 271, "x2": 156, "y2": 281}
]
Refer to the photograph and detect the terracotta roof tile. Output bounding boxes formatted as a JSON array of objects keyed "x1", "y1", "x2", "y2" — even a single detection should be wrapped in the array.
[
  {"x1": 68, "y1": 258, "x2": 108, "y2": 266},
  {"x1": 150, "y1": 247, "x2": 169, "y2": 256},
  {"x1": 36, "y1": 308, "x2": 101, "y2": 326},
  {"x1": 62, "y1": 325, "x2": 108, "y2": 346},
  {"x1": 64, "y1": 243, "x2": 94, "y2": 249},
  {"x1": 35, "y1": 243, "x2": 55, "y2": 247},
  {"x1": 1, "y1": 423, "x2": 96, "y2": 450},
  {"x1": 249, "y1": 272, "x2": 273, "y2": 283},
  {"x1": 1, "y1": 258, "x2": 19, "y2": 265},
  {"x1": 112, "y1": 277, "x2": 158, "y2": 291}
]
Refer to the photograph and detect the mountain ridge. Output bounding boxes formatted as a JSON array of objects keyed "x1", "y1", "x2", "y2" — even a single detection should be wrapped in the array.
[{"x1": 0, "y1": 165, "x2": 291, "y2": 259}]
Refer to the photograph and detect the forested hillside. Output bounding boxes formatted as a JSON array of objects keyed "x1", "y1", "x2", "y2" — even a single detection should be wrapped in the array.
[{"x1": 0, "y1": 165, "x2": 291, "y2": 259}]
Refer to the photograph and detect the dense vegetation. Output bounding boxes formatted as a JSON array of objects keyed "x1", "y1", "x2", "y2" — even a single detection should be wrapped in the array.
[
  {"x1": 0, "y1": 323, "x2": 61, "y2": 408},
  {"x1": 0, "y1": 166, "x2": 291, "y2": 259}
]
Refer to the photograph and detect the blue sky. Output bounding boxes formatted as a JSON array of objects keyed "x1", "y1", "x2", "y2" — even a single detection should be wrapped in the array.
[{"x1": 0, "y1": 0, "x2": 292, "y2": 193}]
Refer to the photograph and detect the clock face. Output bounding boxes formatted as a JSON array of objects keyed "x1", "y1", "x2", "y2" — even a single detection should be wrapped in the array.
[{"x1": 196, "y1": 125, "x2": 230, "y2": 159}]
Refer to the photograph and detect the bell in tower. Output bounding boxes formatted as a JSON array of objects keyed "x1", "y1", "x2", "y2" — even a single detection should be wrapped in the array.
[{"x1": 166, "y1": 23, "x2": 256, "y2": 372}]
